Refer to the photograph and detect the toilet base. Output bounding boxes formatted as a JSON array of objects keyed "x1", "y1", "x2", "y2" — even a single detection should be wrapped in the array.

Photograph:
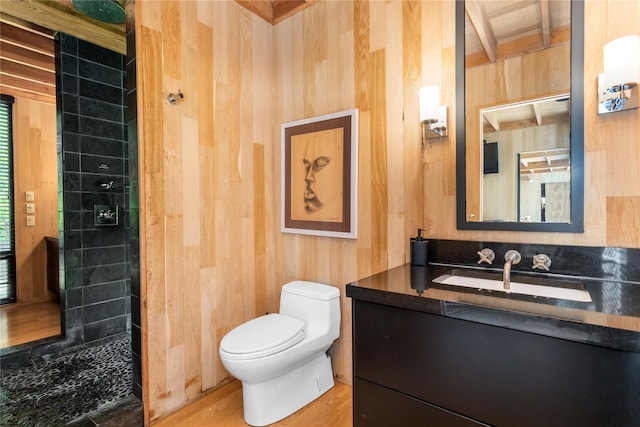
[{"x1": 241, "y1": 353, "x2": 335, "y2": 426}]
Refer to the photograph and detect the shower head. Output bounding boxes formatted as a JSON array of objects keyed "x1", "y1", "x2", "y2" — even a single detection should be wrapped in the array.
[{"x1": 71, "y1": 0, "x2": 125, "y2": 24}]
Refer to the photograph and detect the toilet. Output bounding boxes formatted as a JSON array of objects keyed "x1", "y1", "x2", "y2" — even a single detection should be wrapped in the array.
[{"x1": 219, "y1": 280, "x2": 341, "y2": 426}]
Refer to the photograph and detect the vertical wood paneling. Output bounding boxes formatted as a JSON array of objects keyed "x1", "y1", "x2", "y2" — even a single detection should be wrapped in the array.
[
  {"x1": 137, "y1": 0, "x2": 640, "y2": 423},
  {"x1": 13, "y1": 97, "x2": 57, "y2": 303}
]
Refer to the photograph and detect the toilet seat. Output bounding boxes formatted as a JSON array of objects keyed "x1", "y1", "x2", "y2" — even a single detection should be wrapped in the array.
[{"x1": 220, "y1": 314, "x2": 306, "y2": 360}]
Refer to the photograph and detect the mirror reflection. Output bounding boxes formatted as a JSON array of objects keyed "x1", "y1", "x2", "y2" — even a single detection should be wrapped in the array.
[
  {"x1": 456, "y1": 0, "x2": 584, "y2": 232},
  {"x1": 481, "y1": 95, "x2": 570, "y2": 222}
]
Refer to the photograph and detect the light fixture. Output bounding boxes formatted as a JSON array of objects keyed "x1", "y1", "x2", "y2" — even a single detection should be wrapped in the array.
[
  {"x1": 419, "y1": 85, "x2": 447, "y2": 141},
  {"x1": 598, "y1": 35, "x2": 640, "y2": 114}
]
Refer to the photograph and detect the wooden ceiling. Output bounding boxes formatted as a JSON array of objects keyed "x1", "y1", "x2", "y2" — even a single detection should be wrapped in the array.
[
  {"x1": 0, "y1": 20, "x2": 56, "y2": 104},
  {"x1": 465, "y1": 0, "x2": 571, "y2": 67},
  {"x1": 234, "y1": 0, "x2": 316, "y2": 24}
]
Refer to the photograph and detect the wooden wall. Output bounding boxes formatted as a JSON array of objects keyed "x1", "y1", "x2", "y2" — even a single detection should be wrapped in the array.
[
  {"x1": 13, "y1": 97, "x2": 58, "y2": 303},
  {"x1": 136, "y1": 0, "x2": 640, "y2": 423},
  {"x1": 426, "y1": 0, "x2": 640, "y2": 247}
]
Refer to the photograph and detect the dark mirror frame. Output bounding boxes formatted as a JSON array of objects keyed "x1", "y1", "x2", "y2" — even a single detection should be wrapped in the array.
[{"x1": 455, "y1": 0, "x2": 584, "y2": 233}]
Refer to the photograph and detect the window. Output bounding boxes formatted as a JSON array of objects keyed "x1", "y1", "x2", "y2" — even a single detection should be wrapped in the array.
[{"x1": 0, "y1": 94, "x2": 15, "y2": 304}]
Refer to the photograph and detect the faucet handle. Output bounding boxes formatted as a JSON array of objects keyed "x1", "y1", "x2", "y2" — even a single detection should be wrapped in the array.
[
  {"x1": 532, "y1": 253, "x2": 551, "y2": 271},
  {"x1": 477, "y1": 248, "x2": 495, "y2": 265}
]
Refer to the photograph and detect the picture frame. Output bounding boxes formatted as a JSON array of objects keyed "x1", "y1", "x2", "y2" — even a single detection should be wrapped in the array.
[{"x1": 281, "y1": 109, "x2": 358, "y2": 239}]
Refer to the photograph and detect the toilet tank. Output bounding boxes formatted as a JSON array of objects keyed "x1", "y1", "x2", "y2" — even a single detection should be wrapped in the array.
[{"x1": 279, "y1": 281, "x2": 340, "y2": 338}]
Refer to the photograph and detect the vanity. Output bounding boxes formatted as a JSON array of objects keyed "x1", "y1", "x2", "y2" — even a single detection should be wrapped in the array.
[{"x1": 346, "y1": 239, "x2": 640, "y2": 427}]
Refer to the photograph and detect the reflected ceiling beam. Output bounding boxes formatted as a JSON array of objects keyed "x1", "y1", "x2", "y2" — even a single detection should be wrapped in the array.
[
  {"x1": 532, "y1": 103, "x2": 543, "y2": 125},
  {"x1": 483, "y1": 112, "x2": 569, "y2": 134},
  {"x1": 483, "y1": 112, "x2": 501, "y2": 132},
  {"x1": 465, "y1": 0, "x2": 497, "y2": 63},
  {"x1": 1, "y1": 0, "x2": 125, "y2": 54},
  {"x1": 540, "y1": 0, "x2": 551, "y2": 48}
]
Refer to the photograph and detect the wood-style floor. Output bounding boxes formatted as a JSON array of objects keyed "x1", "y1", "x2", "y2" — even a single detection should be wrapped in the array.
[
  {"x1": 0, "y1": 300, "x2": 61, "y2": 348},
  {"x1": 152, "y1": 379, "x2": 352, "y2": 427}
]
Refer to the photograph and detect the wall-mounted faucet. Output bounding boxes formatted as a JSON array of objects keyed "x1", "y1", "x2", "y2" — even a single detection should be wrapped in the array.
[{"x1": 503, "y1": 250, "x2": 521, "y2": 291}]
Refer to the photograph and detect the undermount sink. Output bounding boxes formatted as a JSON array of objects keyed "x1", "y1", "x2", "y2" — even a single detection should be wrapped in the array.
[{"x1": 432, "y1": 269, "x2": 592, "y2": 303}]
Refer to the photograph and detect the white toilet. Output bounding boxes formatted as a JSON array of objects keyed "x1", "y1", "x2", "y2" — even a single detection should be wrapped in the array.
[{"x1": 219, "y1": 280, "x2": 341, "y2": 426}]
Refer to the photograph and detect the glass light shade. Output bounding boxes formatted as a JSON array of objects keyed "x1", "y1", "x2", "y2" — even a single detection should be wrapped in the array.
[
  {"x1": 419, "y1": 85, "x2": 440, "y2": 122},
  {"x1": 603, "y1": 35, "x2": 640, "y2": 89}
]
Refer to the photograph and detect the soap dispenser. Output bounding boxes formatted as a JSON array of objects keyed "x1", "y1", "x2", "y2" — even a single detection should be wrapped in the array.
[{"x1": 410, "y1": 229, "x2": 429, "y2": 266}]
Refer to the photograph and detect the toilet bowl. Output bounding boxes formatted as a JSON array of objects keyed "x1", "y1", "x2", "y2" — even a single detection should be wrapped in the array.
[{"x1": 219, "y1": 280, "x2": 341, "y2": 426}]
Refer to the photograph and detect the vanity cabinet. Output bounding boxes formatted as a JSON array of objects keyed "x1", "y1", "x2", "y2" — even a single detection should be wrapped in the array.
[{"x1": 351, "y1": 299, "x2": 640, "y2": 427}]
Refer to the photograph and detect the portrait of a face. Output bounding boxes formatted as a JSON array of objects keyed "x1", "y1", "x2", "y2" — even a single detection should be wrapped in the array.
[
  {"x1": 303, "y1": 156, "x2": 330, "y2": 213},
  {"x1": 290, "y1": 128, "x2": 343, "y2": 223}
]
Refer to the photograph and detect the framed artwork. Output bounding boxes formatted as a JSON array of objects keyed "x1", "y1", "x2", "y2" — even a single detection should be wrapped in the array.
[{"x1": 281, "y1": 109, "x2": 358, "y2": 239}]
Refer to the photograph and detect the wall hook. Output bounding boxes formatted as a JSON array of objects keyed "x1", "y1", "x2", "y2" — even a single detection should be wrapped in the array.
[{"x1": 167, "y1": 90, "x2": 184, "y2": 105}]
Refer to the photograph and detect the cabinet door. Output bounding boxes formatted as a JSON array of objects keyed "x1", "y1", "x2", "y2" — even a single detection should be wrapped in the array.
[
  {"x1": 353, "y1": 299, "x2": 640, "y2": 427},
  {"x1": 354, "y1": 378, "x2": 487, "y2": 427}
]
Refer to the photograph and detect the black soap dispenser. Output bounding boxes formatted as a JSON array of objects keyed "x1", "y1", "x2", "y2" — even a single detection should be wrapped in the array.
[{"x1": 410, "y1": 229, "x2": 429, "y2": 266}]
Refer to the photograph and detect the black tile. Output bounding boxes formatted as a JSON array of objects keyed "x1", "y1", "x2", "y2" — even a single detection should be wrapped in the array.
[
  {"x1": 80, "y1": 135, "x2": 125, "y2": 158},
  {"x1": 79, "y1": 98, "x2": 124, "y2": 124},
  {"x1": 130, "y1": 295, "x2": 140, "y2": 327},
  {"x1": 62, "y1": 53, "x2": 78, "y2": 75},
  {"x1": 65, "y1": 230, "x2": 82, "y2": 250},
  {"x1": 62, "y1": 94, "x2": 79, "y2": 114},
  {"x1": 79, "y1": 59, "x2": 124, "y2": 88},
  {"x1": 83, "y1": 246, "x2": 126, "y2": 267},
  {"x1": 66, "y1": 307, "x2": 84, "y2": 327},
  {"x1": 60, "y1": 33, "x2": 78, "y2": 56},
  {"x1": 63, "y1": 113, "x2": 79, "y2": 133},
  {"x1": 64, "y1": 152, "x2": 80, "y2": 172},
  {"x1": 64, "y1": 211, "x2": 83, "y2": 230},
  {"x1": 83, "y1": 316, "x2": 127, "y2": 343},
  {"x1": 62, "y1": 73, "x2": 78, "y2": 95},
  {"x1": 78, "y1": 39, "x2": 124, "y2": 70},
  {"x1": 83, "y1": 263, "x2": 127, "y2": 285},
  {"x1": 64, "y1": 266, "x2": 82, "y2": 289},
  {"x1": 83, "y1": 281, "x2": 126, "y2": 305},
  {"x1": 63, "y1": 133, "x2": 81, "y2": 153},
  {"x1": 82, "y1": 228, "x2": 126, "y2": 248},
  {"x1": 131, "y1": 324, "x2": 141, "y2": 358},
  {"x1": 82, "y1": 299, "x2": 126, "y2": 325},
  {"x1": 63, "y1": 172, "x2": 81, "y2": 191},
  {"x1": 67, "y1": 287, "x2": 83, "y2": 308},
  {"x1": 80, "y1": 193, "x2": 125, "y2": 211},
  {"x1": 63, "y1": 192, "x2": 81, "y2": 211},
  {"x1": 79, "y1": 79, "x2": 124, "y2": 106},
  {"x1": 79, "y1": 116, "x2": 124, "y2": 140},
  {"x1": 81, "y1": 154, "x2": 125, "y2": 175},
  {"x1": 81, "y1": 174, "x2": 124, "y2": 192}
]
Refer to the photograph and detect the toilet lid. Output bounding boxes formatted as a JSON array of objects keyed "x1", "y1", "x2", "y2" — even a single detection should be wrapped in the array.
[{"x1": 220, "y1": 314, "x2": 306, "y2": 360}]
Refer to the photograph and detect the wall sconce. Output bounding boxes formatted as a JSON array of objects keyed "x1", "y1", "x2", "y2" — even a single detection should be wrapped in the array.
[
  {"x1": 598, "y1": 35, "x2": 640, "y2": 114},
  {"x1": 419, "y1": 85, "x2": 447, "y2": 141}
]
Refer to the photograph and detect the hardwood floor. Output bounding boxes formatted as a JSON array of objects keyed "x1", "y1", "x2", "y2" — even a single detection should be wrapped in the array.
[
  {"x1": 0, "y1": 300, "x2": 61, "y2": 348},
  {"x1": 152, "y1": 379, "x2": 352, "y2": 427}
]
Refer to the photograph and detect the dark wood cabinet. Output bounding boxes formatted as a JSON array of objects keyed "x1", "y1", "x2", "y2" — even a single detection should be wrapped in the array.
[{"x1": 351, "y1": 299, "x2": 640, "y2": 427}]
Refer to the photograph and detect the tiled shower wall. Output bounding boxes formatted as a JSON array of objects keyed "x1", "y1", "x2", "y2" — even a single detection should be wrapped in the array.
[
  {"x1": 57, "y1": 33, "x2": 130, "y2": 344},
  {"x1": 125, "y1": 0, "x2": 143, "y2": 399}
]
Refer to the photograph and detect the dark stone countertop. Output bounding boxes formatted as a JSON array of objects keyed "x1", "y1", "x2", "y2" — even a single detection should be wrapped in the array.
[{"x1": 346, "y1": 263, "x2": 640, "y2": 353}]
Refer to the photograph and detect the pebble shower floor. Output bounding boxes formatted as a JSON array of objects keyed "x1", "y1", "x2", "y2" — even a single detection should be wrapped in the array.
[{"x1": 0, "y1": 336, "x2": 132, "y2": 426}]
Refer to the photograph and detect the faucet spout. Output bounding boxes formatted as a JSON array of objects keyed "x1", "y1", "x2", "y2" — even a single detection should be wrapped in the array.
[{"x1": 503, "y1": 250, "x2": 521, "y2": 291}]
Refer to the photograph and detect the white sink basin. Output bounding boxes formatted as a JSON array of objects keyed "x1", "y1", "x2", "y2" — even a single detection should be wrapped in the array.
[{"x1": 432, "y1": 273, "x2": 592, "y2": 303}]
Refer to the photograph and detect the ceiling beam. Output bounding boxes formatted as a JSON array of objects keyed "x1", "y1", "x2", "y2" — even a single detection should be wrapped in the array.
[
  {"x1": 234, "y1": 0, "x2": 273, "y2": 23},
  {"x1": 465, "y1": 0, "x2": 497, "y2": 63},
  {"x1": 540, "y1": 0, "x2": 551, "y2": 48},
  {"x1": 1, "y1": 0, "x2": 125, "y2": 54}
]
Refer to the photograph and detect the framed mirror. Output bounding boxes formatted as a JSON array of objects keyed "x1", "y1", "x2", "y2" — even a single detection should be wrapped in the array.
[{"x1": 456, "y1": 0, "x2": 584, "y2": 232}]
